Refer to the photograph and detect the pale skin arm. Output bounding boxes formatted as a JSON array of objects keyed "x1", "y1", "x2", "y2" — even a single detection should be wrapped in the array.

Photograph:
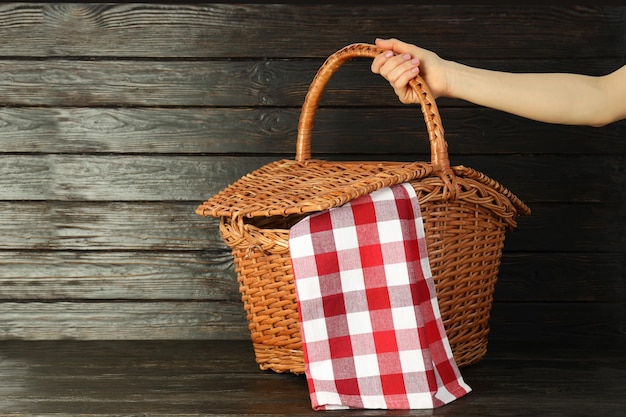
[{"x1": 371, "y1": 38, "x2": 626, "y2": 127}]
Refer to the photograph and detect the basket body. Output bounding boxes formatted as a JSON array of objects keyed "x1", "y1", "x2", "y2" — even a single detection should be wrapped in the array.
[
  {"x1": 196, "y1": 43, "x2": 530, "y2": 374},
  {"x1": 218, "y1": 171, "x2": 509, "y2": 373}
]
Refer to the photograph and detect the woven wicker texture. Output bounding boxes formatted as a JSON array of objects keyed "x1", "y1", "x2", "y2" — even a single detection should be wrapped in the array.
[{"x1": 197, "y1": 43, "x2": 531, "y2": 374}]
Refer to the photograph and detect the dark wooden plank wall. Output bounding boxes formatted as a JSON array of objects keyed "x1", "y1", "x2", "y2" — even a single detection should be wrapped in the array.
[{"x1": 0, "y1": 3, "x2": 624, "y2": 345}]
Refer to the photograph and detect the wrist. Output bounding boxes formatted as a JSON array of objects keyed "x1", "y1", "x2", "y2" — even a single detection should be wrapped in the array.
[{"x1": 442, "y1": 60, "x2": 467, "y2": 100}]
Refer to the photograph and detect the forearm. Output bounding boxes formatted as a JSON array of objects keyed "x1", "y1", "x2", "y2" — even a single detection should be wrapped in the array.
[{"x1": 446, "y1": 61, "x2": 611, "y2": 127}]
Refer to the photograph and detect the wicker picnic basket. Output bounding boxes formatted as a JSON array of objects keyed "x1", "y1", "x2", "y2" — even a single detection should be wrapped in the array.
[{"x1": 196, "y1": 43, "x2": 530, "y2": 374}]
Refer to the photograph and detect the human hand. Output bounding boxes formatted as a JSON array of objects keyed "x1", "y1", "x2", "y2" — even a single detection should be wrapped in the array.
[{"x1": 371, "y1": 38, "x2": 449, "y2": 102}]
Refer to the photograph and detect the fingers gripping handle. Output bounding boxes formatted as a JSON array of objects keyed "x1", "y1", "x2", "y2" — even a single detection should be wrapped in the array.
[{"x1": 295, "y1": 43, "x2": 451, "y2": 175}]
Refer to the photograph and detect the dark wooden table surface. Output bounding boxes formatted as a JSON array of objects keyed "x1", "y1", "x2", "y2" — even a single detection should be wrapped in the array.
[{"x1": 0, "y1": 338, "x2": 624, "y2": 416}]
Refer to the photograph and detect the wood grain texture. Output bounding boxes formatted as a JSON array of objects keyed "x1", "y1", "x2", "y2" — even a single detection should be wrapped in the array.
[
  {"x1": 0, "y1": 202, "x2": 224, "y2": 249},
  {"x1": 0, "y1": 58, "x2": 623, "y2": 108},
  {"x1": 0, "y1": 4, "x2": 622, "y2": 58},
  {"x1": 0, "y1": 250, "x2": 238, "y2": 300},
  {"x1": 0, "y1": 301, "x2": 248, "y2": 340},
  {"x1": 0, "y1": 202, "x2": 621, "y2": 251},
  {"x1": 0, "y1": 4, "x2": 623, "y2": 343},
  {"x1": 0, "y1": 107, "x2": 623, "y2": 155},
  {"x1": 0, "y1": 154, "x2": 623, "y2": 202},
  {"x1": 0, "y1": 340, "x2": 623, "y2": 415}
]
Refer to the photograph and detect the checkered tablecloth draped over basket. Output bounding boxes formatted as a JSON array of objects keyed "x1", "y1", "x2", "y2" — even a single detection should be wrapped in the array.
[{"x1": 289, "y1": 183, "x2": 471, "y2": 410}]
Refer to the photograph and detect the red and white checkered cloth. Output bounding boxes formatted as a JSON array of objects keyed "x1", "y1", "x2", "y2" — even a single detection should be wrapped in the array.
[{"x1": 289, "y1": 183, "x2": 471, "y2": 410}]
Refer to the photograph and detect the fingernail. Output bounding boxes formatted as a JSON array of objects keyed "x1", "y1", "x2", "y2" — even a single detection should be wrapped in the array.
[
  {"x1": 385, "y1": 51, "x2": 393, "y2": 57},
  {"x1": 402, "y1": 53, "x2": 412, "y2": 60}
]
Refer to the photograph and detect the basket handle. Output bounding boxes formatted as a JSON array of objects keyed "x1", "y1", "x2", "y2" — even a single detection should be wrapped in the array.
[{"x1": 296, "y1": 43, "x2": 451, "y2": 175}]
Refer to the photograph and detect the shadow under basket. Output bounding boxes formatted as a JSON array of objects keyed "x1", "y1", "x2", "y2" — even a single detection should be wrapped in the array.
[{"x1": 196, "y1": 43, "x2": 530, "y2": 374}]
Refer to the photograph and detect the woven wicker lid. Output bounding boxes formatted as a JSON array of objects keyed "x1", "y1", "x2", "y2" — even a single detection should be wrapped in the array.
[{"x1": 196, "y1": 159, "x2": 434, "y2": 219}]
